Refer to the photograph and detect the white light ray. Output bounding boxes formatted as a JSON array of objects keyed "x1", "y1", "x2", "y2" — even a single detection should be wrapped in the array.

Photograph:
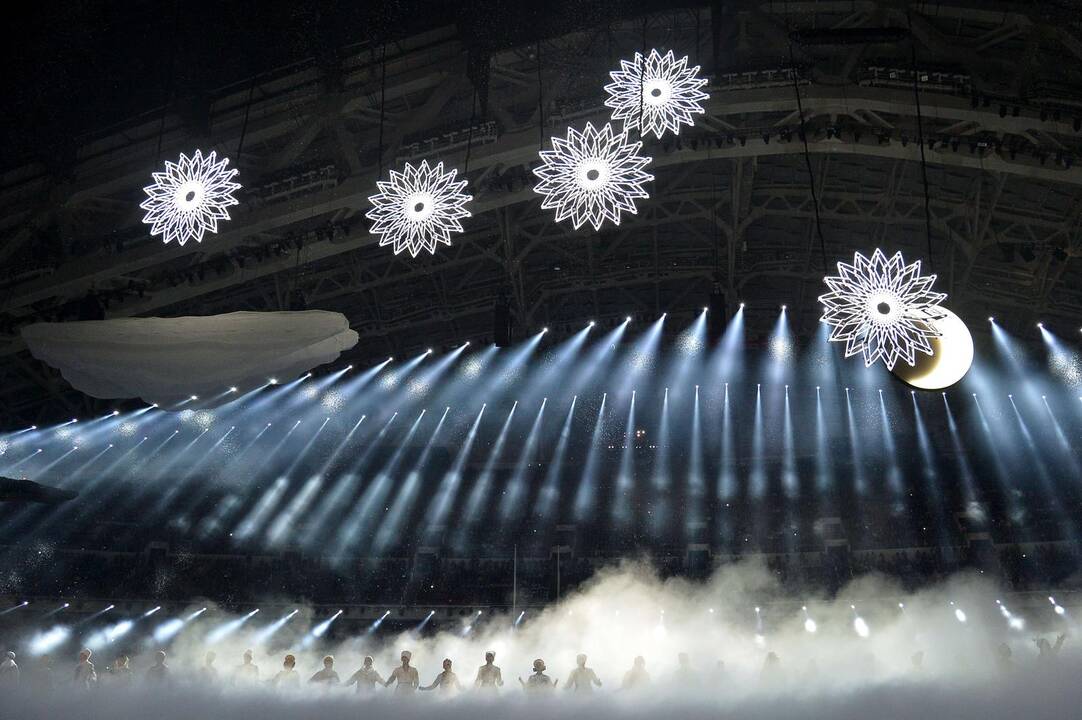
[
  {"x1": 366, "y1": 160, "x2": 471, "y2": 257},
  {"x1": 140, "y1": 150, "x2": 241, "y2": 246},
  {"x1": 604, "y1": 49, "x2": 709, "y2": 138},
  {"x1": 533, "y1": 122, "x2": 653, "y2": 230},
  {"x1": 819, "y1": 249, "x2": 947, "y2": 370}
]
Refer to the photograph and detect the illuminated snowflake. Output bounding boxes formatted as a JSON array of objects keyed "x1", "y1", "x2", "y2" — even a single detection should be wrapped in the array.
[
  {"x1": 380, "y1": 371, "x2": 400, "y2": 390},
  {"x1": 181, "y1": 409, "x2": 215, "y2": 430},
  {"x1": 117, "y1": 421, "x2": 138, "y2": 437},
  {"x1": 302, "y1": 384, "x2": 320, "y2": 400},
  {"x1": 819, "y1": 249, "x2": 947, "y2": 370},
  {"x1": 140, "y1": 150, "x2": 241, "y2": 246},
  {"x1": 407, "y1": 378, "x2": 430, "y2": 396},
  {"x1": 604, "y1": 49, "x2": 709, "y2": 139},
  {"x1": 533, "y1": 122, "x2": 653, "y2": 230},
  {"x1": 460, "y1": 357, "x2": 483, "y2": 378},
  {"x1": 366, "y1": 160, "x2": 472, "y2": 257}
]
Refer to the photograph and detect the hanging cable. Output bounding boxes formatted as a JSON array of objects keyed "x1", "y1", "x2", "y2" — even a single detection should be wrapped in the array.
[
  {"x1": 235, "y1": 81, "x2": 255, "y2": 162},
  {"x1": 536, "y1": 41, "x2": 544, "y2": 150},
  {"x1": 907, "y1": 10, "x2": 935, "y2": 271},
  {"x1": 155, "y1": 0, "x2": 182, "y2": 164},
  {"x1": 378, "y1": 43, "x2": 388, "y2": 179},
  {"x1": 787, "y1": 40, "x2": 828, "y2": 271},
  {"x1": 464, "y1": 86, "x2": 478, "y2": 177}
]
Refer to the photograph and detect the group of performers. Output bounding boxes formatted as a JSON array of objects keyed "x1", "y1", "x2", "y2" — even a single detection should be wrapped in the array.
[{"x1": 1, "y1": 646, "x2": 608, "y2": 696}]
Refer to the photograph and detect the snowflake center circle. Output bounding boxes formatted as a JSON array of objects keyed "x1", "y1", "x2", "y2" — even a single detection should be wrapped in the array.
[
  {"x1": 643, "y1": 78, "x2": 672, "y2": 106},
  {"x1": 405, "y1": 192, "x2": 436, "y2": 221},
  {"x1": 576, "y1": 159, "x2": 610, "y2": 190},
  {"x1": 174, "y1": 180, "x2": 205, "y2": 211},
  {"x1": 867, "y1": 291, "x2": 901, "y2": 325}
]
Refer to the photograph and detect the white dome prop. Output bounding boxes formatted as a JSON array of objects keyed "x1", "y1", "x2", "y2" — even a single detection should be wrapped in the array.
[{"x1": 22, "y1": 311, "x2": 358, "y2": 408}]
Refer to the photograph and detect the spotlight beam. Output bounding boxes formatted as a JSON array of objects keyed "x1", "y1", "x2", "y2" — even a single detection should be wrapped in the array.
[
  {"x1": 454, "y1": 403, "x2": 518, "y2": 551},
  {"x1": 422, "y1": 404, "x2": 486, "y2": 536},
  {"x1": 498, "y1": 398, "x2": 549, "y2": 534},
  {"x1": 573, "y1": 393, "x2": 607, "y2": 522}
]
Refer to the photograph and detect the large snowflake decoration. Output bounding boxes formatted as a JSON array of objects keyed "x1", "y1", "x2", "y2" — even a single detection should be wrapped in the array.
[
  {"x1": 604, "y1": 49, "x2": 709, "y2": 139},
  {"x1": 140, "y1": 150, "x2": 241, "y2": 246},
  {"x1": 818, "y1": 249, "x2": 947, "y2": 370},
  {"x1": 533, "y1": 122, "x2": 653, "y2": 230},
  {"x1": 366, "y1": 160, "x2": 472, "y2": 257}
]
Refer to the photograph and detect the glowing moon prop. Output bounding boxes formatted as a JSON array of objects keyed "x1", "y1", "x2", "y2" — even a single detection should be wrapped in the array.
[{"x1": 891, "y1": 307, "x2": 973, "y2": 390}]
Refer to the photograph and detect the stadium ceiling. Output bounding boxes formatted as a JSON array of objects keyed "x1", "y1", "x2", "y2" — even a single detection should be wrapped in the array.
[{"x1": 1, "y1": 0, "x2": 1081, "y2": 424}]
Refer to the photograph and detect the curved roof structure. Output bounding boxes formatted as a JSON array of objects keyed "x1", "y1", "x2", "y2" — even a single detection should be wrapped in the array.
[{"x1": 1, "y1": 1, "x2": 1081, "y2": 424}]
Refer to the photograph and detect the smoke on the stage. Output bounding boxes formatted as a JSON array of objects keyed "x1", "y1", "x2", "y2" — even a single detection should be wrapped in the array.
[{"x1": 6, "y1": 559, "x2": 1080, "y2": 718}]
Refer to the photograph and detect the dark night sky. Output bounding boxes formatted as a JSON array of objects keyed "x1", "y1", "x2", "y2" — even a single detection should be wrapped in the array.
[{"x1": 1, "y1": 0, "x2": 664, "y2": 169}]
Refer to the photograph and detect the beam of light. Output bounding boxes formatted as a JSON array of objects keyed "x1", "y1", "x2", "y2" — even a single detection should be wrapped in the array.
[
  {"x1": 252, "y1": 609, "x2": 299, "y2": 643},
  {"x1": 706, "y1": 303, "x2": 744, "y2": 379},
  {"x1": 365, "y1": 610, "x2": 391, "y2": 636},
  {"x1": 267, "y1": 475, "x2": 324, "y2": 546},
  {"x1": 717, "y1": 383, "x2": 735, "y2": 504},
  {"x1": 750, "y1": 383, "x2": 765, "y2": 499},
  {"x1": 663, "y1": 312, "x2": 708, "y2": 394},
  {"x1": 565, "y1": 323, "x2": 627, "y2": 396},
  {"x1": 989, "y1": 320, "x2": 1028, "y2": 375},
  {"x1": 311, "y1": 610, "x2": 343, "y2": 638},
  {"x1": 29, "y1": 625, "x2": 71, "y2": 656},
  {"x1": 851, "y1": 606, "x2": 870, "y2": 638},
  {"x1": 498, "y1": 398, "x2": 548, "y2": 534},
  {"x1": 649, "y1": 388, "x2": 671, "y2": 539},
  {"x1": 782, "y1": 384, "x2": 796, "y2": 498},
  {"x1": 1006, "y1": 395, "x2": 1078, "y2": 541},
  {"x1": 140, "y1": 427, "x2": 221, "y2": 524},
  {"x1": 844, "y1": 387, "x2": 866, "y2": 496},
  {"x1": 422, "y1": 404, "x2": 486, "y2": 539},
  {"x1": 84, "y1": 606, "x2": 155, "y2": 651},
  {"x1": 299, "y1": 412, "x2": 395, "y2": 549},
  {"x1": 454, "y1": 403, "x2": 517, "y2": 551},
  {"x1": 69, "y1": 444, "x2": 114, "y2": 479},
  {"x1": 814, "y1": 386, "x2": 833, "y2": 495},
  {"x1": 686, "y1": 384, "x2": 704, "y2": 541},
  {"x1": 33, "y1": 445, "x2": 80, "y2": 475},
  {"x1": 1041, "y1": 396, "x2": 1082, "y2": 478},
  {"x1": 261, "y1": 419, "x2": 333, "y2": 544},
  {"x1": 951, "y1": 602, "x2": 967, "y2": 623},
  {"x1": 616, "y1": 316, "x2": 664, "y2": 397},
  {"x1": 77, "y1": 605, "x2": 115, "y2": 625},
  {"x1": 802, "y1": 606, "x2": 817, "y2": 633},
  {"x1": 232, "y1": 477, "x2": 291, "y2": 542},
  {"x1": 153, "y1": 607, "x2": 208, "y2": 643},
  {"x1": 941, "y1": 394, "x2": 980, "y2": 507},
  {"x1": 533, "y1": 395, "x2": 581, "y2": 523},
  {"x1": 461, "y1": 609, "x2": 484, "y2": 636},
  {"x1": 514, "y1": 610, "x2": 526, "y2": 627},
  {"x1": 573, "y1": 393, "x2": 608, "y2": 523},
  {"x1": 337, "y1": 357, "x2": 393, "y2": 397},
  {"x1": 1038, "y1": 324, "x2": 1082, "y2": 387},
  {"x1": 373, "y1": 406, "x2": 451, "y2": 552},
  {"x1": 520, "y1": 327, "x2": 591, "y2": 406},
  {"x1": 206, "y1": 609, "x2": 260, "y2": 644},
  {"x1": 877, "y1": 389, "x2": 904, "y2": 501},
  {"x1": 404, "y1": 344, "x2": 469, "y2": 402},
  {"x1": 332, "y1": 409, "x2": 428, "y2": 557},
  {"x1": 2, "y1": 447, "x2": 43, "y2": 471},
  {"x1": 911, "y1": 392, "x2": 951, "y2": 545},
  {"x1": 767, "y1": 307, "x2": 793, "y2": 383},
  {"x1": 41, "y1": 602, "x2": 70, "y2": 618},
  {"x1": 611, "y1": 390, "x2": 638, "y2": 527},
  {"x1": 0, "y1": 601, "x2": 29, "y2": 615},
  {"x1": 414, "y1": 610, "x2": 436, "y2": 634},
  {"x1": 1049, "y1": 596, "x2": 1067, "y2": 617}
]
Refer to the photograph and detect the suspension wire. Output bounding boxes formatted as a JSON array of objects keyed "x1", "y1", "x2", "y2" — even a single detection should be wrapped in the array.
[
  {"x1": 235, "y1": 81, "x2": 255, "y2": 162},
  {"x1": 639, "y1": 18, "x2": 647, "y2": 141},
  {"x1": 464, "y1": 86, "x2": 478, "y2": 176},
  {"x1": 155, "y1": 0, "x2": 181, "y2": 164},
  {"x1": 536, "y1": 41, "x2": 544, "y2": 150},
  {"x1": 787, "y1": 40, "x2": 828, "y2": 271},
  {"x1": 907, "y1": 10, "x2": 935, "y2": 271},
  {"x1": 378, "y1": 43, "x2": 388, "y2": 180}
]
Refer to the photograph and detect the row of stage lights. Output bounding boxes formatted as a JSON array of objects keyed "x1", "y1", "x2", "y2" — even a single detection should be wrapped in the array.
[
  {"x1": 4, "y1": 307, "x2": 1079, "y2": 441},
  {"x1": 8, "y1": 595, "x2": 1071, "y2": 656}
]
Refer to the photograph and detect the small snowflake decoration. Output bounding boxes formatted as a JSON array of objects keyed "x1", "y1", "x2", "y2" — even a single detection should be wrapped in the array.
[
  {"x1": 818, "y1": 249, "x2": 947, "y2": 370},
  {"x1": 533, "y1": 122, "x2": 653, "y2": 230},
  {"x1": 604, "y1": 49, "x2": 709, "y2": 139},
  {"x1": 140, "y1": 150, "x2": 241, "y2": 246},
  {"x1": 366, "y1": 160, "x2": 472, "y2": 257}
]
